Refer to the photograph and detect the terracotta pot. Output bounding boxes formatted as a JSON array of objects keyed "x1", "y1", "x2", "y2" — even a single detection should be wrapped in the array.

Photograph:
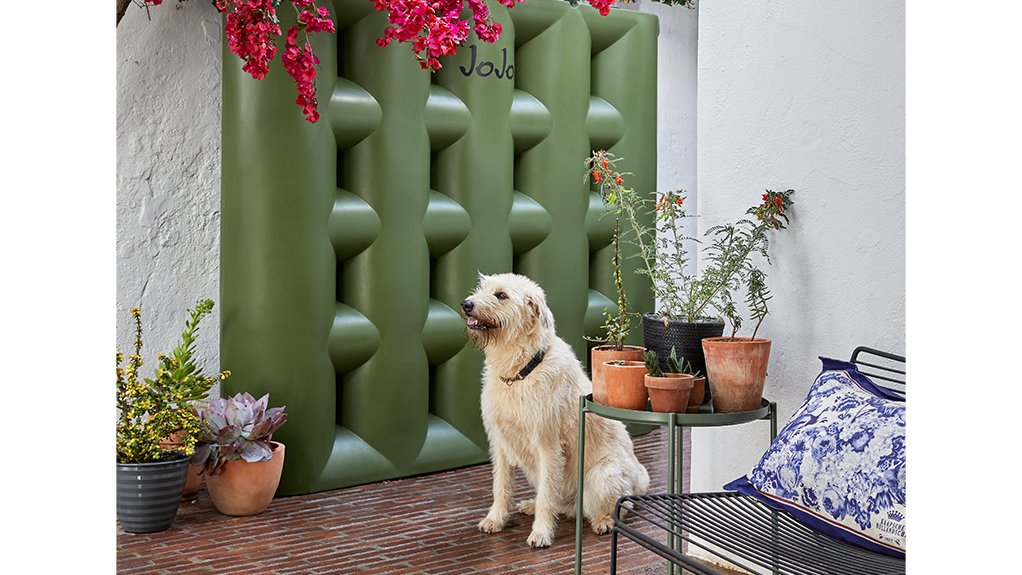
[
  {"x1": 702, "y1": 337, "x2": 772, "y2": 413},
  {"x1": 603, "y1": 360, "x2": 649, "y2": 411},
  {"x1": 205, "y1": 442, "x2": 285, "y2": 516},
  {"x1": 687, "y1": 376, "x2": 707, "y2": 412},
  {"x1": 590, "y1": 345, "x2": 646, "y2": 405},
  {"x1": 160, "y1": 430, "x2": 204, "y2": 502},
  {"x1": 645, "y1": 373, "x2": 695, "y2": 413}
]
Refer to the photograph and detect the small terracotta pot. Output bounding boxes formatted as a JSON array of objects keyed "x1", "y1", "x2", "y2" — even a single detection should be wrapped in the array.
[
  {"x1": 160, "y1": 430, "x2": 204, "y2": 502},
  {"x1": 645, "y1": 373, "x2": 695, "y2": 413},
  {"x1": 702, "y1": 337, "x2": 771, "y2": 412},
  {"x1": 603, "y1": 360, "x2": 649, "y2": 411},
  {"x1": 590, "y1": 345, "x2": 646, "y2": 405},
  {"x1": 687, "y1": 376, "x2": 707, "y2": 412},
  {"x1": 205, "y1": 442, "x2": 285, "y2": 516}
]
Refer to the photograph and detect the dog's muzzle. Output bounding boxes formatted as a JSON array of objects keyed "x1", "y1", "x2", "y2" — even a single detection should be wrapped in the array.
[{"x1": 465, "y1": 315, "x2": 497, "y2": 331}]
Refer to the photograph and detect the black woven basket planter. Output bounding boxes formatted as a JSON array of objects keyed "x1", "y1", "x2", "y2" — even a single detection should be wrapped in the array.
[
  {"x1": 116, "y1": 455, "x2": 190, "y2": 533},
  {"x1": 641, "y1": 314, "x2": 724, "y2": 403}
]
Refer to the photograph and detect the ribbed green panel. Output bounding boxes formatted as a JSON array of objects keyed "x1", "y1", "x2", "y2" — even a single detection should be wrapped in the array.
[{"x1": 222, "y1": 0, "x2": 657, "y2": 495}]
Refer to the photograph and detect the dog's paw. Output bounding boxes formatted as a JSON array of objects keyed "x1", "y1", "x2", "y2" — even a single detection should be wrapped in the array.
[
  {"x1": 516, "y1": 499, "x2": 535, "y2": 516},
  {"x1": 526, "y1": 529, "x2": 554, "y2": 548},
  {"x1": 590, "y1": 515, "x2": 615, "y2": 535},
  {"x1": 478, "y1": 517, "x2": 505, "y2": 533}
]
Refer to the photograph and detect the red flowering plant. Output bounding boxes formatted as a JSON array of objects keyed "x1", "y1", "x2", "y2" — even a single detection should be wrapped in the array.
[
  {"x1": 586, "y1": 150, "x2": 795, "y2": 338},
  {"x1": 586, "y1": 150, "x2": 698, "y2": 325},
  {"x1": 119, "y1": 0, "x2": 695, "y2": 121},
  {"x1": 121, "y1": 0, "x2": 336, "y2": 123}
]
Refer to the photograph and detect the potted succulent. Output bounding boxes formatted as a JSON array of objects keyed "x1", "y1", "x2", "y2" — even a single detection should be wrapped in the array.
[
  {"x1": 583, "y1": 201, "x2": 645, "y2": 405},
  {"x1": 116, "y1": 300, "x2": 229, "y2": 533},
  {"x1": 603, "y1": 359, "x2": 649, "y2": 411},
  {"x1": 192, "y1": 392, "x2": 288, "y2": 516},
  {"x1": 700, "y1": 190, "x2": 794, "y2": 412},
  {"x1": 642, "y1": 348, "x2": 694, "y2": 413}
]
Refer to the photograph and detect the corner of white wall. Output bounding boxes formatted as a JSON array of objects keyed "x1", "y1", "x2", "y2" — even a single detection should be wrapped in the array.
[
  {"x1": 692, "y1": 1, "x2": 905, "y2": 492},
  {"x1": 116, "y1": 2, "x2": 223, "y2": 381}
]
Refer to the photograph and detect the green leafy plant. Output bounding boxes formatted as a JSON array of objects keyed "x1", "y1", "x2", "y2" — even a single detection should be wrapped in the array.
[
  {"x1": 645, "y1": 346, "x2": 685, "y2": 377},
  {"x1": 191, "y1": 392, "x2": 288, "y2": 476},
  {"x1": 586, "y1": 217, "x2": 632, "y2": 350},
  {"x1": 116, "y1": 299, "x2": 229, "y2": 464},
  {"x1": 586, "y1": 150, "x2": 699, "y2": 323},
  {"x1": 585, "y1": 150, "x2": 795, "y2": 335},
  {"x1": 698, "y1": 189, "x2": 794, "y2": 339},
  {"x1": 643, "y1": 349, "x2": 663, "y2": 376}
]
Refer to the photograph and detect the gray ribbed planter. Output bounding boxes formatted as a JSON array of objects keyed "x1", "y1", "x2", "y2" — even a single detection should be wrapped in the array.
[{"x1": 116, "y1": 455, "x2": 190, "y2": 533}]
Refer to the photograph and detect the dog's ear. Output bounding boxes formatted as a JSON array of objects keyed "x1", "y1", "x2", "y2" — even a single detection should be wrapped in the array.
[{"x1": 526, "y1": 294, "x2": 553, "y2": 329}]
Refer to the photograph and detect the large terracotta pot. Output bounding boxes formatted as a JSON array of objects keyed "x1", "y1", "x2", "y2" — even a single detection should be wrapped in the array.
[
  {"x1": 702, "y1": 337, "x2": 771, "y2": 413},
  {"x1": 205, "y1": 442, "x2": 285, "y2": 516},
  {"x1": 645, "y1": 373, "x2": 695, "y2": 413},
  {"x1": 590, "y1": 345, "x2": 646, "y2": 405},
  {"x1": 603, "y1": 360, "x2": 649, "y2": 411}
]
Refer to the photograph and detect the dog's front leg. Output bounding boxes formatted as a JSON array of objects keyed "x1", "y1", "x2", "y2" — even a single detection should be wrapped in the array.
[
  {"x1": 526, "y1": 440, "x2": 564, "y2": 548},
  {"x1": 478, "y1": 446, "x2": 513, "y2": 533}
]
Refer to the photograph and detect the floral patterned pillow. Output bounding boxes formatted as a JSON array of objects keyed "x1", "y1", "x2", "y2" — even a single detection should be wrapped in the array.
[{"x1": 724, "y1": 357, "x2": 906, "y2": 557}]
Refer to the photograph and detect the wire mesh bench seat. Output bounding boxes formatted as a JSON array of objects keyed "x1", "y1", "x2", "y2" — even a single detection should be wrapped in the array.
[
  {"x1": 611, "y1": 492, "x2": 905, "y2": 575},
  {"x1": 609, "y1": 347, "x2": 906, "y2": 575}
]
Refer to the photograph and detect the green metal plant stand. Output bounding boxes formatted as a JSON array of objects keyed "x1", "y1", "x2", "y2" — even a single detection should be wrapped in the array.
[{"x1": 574, "y1": 395, "x2": 777, "y2": 575}]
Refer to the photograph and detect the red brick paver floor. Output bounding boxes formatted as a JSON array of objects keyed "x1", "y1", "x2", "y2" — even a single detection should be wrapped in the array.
[{"x1": 117, "y1": 428, "x2": 740, "y2": 575}]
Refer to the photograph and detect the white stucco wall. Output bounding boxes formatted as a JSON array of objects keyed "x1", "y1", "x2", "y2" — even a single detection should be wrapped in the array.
[
  {"x1": 116, "y1": 2, "x2": 223, "y2": 379},
  {"x1": 691, "y1": 0, "x2": 905, "y2": 492}
]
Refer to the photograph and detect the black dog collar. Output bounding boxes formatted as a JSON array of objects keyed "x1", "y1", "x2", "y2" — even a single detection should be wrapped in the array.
[{"x1": 500, "y1": 349, "x2": 546, "y2": 386}]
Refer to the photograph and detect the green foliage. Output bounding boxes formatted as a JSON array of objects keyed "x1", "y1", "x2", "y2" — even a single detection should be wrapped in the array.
[
  {"x1": 586, "y1": 150, "x2": 795, "y2": 338},
  {"x1": 696, "y1": 189, "x2": 794, "y2": 339},
  {"x1": 116, "y1": 299, "x2": 229, "y2": 464},
  {"x1": 666, "y1": 346, "x2": 682, "y2": 375},
  {"x1": 643, "y1": 348, "x2": 662, "y2": 376}
]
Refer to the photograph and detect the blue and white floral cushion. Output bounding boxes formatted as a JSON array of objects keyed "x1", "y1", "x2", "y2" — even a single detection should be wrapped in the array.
[{"x1": 724, "y1": 357, "x2": 906, "y2": 557}]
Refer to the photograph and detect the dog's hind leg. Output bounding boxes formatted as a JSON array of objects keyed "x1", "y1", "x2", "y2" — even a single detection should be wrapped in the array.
[
  {"x1": 582, "y1": 462, "x2": 626, "y2": 535},
  {"x1": 478, "y1": 447, "x2": 514, "y2": 533}
]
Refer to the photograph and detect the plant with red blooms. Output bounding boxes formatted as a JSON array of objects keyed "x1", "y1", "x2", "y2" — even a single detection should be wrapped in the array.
[
  {"x1": 586, "y1": 150, "x2": 795, "y2": 336},
  {"x1": 127, "y1": 0, "x2": 336, "y2": 123}
]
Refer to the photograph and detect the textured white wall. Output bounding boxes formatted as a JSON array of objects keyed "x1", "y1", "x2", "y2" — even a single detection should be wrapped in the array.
[
  {"x1": 691, "y1": 1, "x2": 905, "y2": 492},
  {"x1": 117, "y1": 2, "x2": 223, "y2": 379}
]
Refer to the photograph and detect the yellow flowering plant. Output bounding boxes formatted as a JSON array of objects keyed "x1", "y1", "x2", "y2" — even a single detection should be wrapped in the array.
[{"x1": 116, "y1": 299, "x2": 230, "y2": 464}]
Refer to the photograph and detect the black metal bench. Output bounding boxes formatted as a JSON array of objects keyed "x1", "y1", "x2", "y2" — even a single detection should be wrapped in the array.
[{"x1": 609, "y1": 347, "x2": 906, "y2": 575}]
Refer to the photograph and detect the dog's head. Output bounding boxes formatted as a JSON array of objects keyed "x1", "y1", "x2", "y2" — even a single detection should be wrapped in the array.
[{"x1": 461, "y1": 273, "x2": 555, "y2": 350}]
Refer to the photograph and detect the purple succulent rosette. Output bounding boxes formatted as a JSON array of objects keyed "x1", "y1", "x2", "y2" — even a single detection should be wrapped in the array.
[{"x1": 191, "y1": 392, "x2": 287, "y2": 476}]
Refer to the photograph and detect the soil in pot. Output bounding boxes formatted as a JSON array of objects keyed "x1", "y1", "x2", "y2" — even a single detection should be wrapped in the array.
[
  {"x1": 645, "y1": 373, "x2": 695, "y2": 413},
  {"x1": 603, "y1": 360, "x2": 649, "y2": 411},
  {"x1": 205, "y1": 442, "x2": 286, "y2": 516},
  {"x1": 641, "y1": 314, "x2": 724, "y2": 388},
  {"x1": 590, "y1": 345, "x2": 646, "y2": 405},
  {"x1": 702, "y1": 337, "x2": 771, "y2": 413}
]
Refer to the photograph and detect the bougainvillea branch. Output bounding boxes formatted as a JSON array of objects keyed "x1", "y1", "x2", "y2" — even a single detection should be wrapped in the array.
[
  {"x1": 121, "y1": 0, "x2": 678, "y2": 120},
  {"x1": 215, "y1": 0, "x2": 336, "y2": 123}
]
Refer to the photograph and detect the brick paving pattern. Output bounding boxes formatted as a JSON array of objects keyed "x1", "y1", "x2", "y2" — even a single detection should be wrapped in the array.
[{"x1": 118, "y1": 427, "x2": 736, "y2": 575}]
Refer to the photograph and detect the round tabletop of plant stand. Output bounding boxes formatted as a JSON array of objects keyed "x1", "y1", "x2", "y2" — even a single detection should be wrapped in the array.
[{"x1": 581, "y1": 394, "x2": 772, "y2": 427}]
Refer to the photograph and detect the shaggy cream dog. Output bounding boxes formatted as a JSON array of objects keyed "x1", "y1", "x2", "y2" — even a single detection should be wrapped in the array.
[{"x1": 462, "y1": 273, "x2": 649, "y2": 548}]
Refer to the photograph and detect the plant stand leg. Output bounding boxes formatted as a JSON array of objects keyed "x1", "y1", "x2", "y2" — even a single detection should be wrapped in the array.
[{"x1": 575, "y1": 395, "x2": 587, "y2": 575}]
